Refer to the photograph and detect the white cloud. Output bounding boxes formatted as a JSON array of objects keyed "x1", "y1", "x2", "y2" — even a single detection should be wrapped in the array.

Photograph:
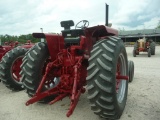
[{"x1": 0, "y1": 0, "x2": 160, "y2": 35}]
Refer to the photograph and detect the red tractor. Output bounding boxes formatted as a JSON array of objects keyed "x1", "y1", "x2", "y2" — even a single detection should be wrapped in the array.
[
  {"x1": 0, "y1": 41, "x2": 19, "y2": 60},
  {"x1": 21, "y1": 20, "x2": 134, "y2": 119},
  {"x1": 0, "y1": 40, "x2": 34, "y2": 91},
  {"x1": 20, "y1": 5, "x2": 134, "y2": 119},
  {"x1": 133, "y1": 37, "x2": 156, "y2": 57}
]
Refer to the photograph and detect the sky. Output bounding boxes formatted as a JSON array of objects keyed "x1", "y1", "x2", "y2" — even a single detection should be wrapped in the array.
[{"x1": 0, "y1": 0, "x2": 160, "y2": 35}]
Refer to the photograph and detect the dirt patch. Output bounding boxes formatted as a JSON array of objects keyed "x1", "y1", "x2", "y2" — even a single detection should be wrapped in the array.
[{"x1": 0, "y1": 46, "x2": 160, "y2": 120}]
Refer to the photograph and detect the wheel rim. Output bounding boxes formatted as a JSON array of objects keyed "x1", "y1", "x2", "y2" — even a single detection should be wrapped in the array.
[
  {"x1": 42, "y1": 59, "x2": 60, "y2": 90},
  {"x1": 116, "y1": 53, "x2": 127, "y2": 103},
  {"x1": 44, "y1": 77, "x2": 60, "y2": 89},
  {"x1": 11, "y1": 57, "x2": 23, "y2": 82}
]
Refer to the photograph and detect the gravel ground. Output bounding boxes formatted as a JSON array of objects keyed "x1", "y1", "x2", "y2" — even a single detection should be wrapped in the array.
[{"x1": 0, "y1": 46, "x2": 160, "y2": 120}]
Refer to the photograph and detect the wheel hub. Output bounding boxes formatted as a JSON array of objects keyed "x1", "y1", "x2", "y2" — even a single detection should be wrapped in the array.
[{"x1": 11, "y1": 57, "x2": 23, "y2": 82}]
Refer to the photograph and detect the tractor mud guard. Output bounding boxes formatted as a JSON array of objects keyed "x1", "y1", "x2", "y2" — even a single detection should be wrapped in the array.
[
  {"x1": 32, "y1": 33, "x2": 64, "y2": 61},
  {"x1": 19, "y1": 44, "x2": 35, "y2": 49},
  {"x1": 85, "y1": 25, "x2": 118, "y2": 37}
]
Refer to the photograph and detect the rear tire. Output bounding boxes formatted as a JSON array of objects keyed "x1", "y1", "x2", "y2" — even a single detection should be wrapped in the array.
[
  {"x1": 133, "y1": 50, "x2": 136, "y2": 57},
  {"x1": 87, "y1": 36, "x2": 128, "y2": 119},
  {"x1": 150, "y1": 42, "x2": 155, "y2": 55},
  {"x1": 148, "y1": 48, "x2": 151, "y2": 57},
  {"x1": 134, "y1": 42, "x2": 139, "y2": 55},
  {"x1": 20, "y1": 42, "x2": 57, "y2": 103},
  {"x1": 0, "y1": 47, "x2": 27, "y2": 91}
]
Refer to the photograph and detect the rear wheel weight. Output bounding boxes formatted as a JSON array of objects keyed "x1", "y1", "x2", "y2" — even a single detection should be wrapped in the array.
[
  {"x1": 87, "y1": 36, "x2": 128, "y2": 119},
  {"x1": 20, "y1": 42, "x2": 57, "y2": 103},
  {"x1": 0, "y1": 47, "x2": 27, "y2": 91}
]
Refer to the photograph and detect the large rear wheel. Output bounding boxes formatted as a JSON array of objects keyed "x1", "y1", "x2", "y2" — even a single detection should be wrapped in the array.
[
  {"x1": 0, "y1": 47, "x2": 27, "y2": 91},
  {"x1": 87, "y1": 36, "x2": 128, "y2": 119},
  {"x1": 133, "y1": 49, "x2": 136, "y2": 57},
  {"x1": 150, "y1": 42, "x2": 155, "y2": 55},
  {"x1": 134, "y1": 42, "x2": 139, "y2": 55},
  {"x1": 148, "y1": 48, "x2": 151, "y2": 57},
  {"x1": 20, "y1": 42, "x2": 58, "y2": 102}
]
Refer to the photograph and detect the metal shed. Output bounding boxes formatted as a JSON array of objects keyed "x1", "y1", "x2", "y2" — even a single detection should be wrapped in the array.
[{"x1": 118, "y1": 28, "x2": 160, "y2": 43}]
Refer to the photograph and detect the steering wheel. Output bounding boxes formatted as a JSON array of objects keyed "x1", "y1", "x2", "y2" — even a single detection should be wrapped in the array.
[{"x1": 75, "y1": 20, "x2": 89, "y2": 29}]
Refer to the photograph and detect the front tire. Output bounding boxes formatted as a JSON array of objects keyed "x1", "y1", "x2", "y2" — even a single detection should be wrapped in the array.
[
  {"x1": 87, "y1": 36, "x2": 128, "y2": 119},
  {"x1": 0, "y1": 47, "x2": 27, "y2": 91},
  {"x1": 128, "y1": 60, "x2": 134, "y2": 82}
]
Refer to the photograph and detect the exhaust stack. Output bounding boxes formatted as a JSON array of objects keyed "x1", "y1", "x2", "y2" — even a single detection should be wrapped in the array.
[{"x1": 105, "y1": 4, "x2": 109, "y2": 26}]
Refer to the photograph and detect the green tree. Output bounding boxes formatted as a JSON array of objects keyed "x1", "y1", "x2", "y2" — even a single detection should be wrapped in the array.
[
  {"x1": 156, "y1": 21, "x2": 160, "y2": 29},
  {"x1": 0, "y1": 34, "x2": 40, "y2": 45}
]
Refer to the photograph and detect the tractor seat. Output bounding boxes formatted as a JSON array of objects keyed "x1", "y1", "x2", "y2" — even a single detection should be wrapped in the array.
[
  {"x1": 60, "y1": 20, "x2": 84, "y2": 38},
  {"x1": 61, "y1": 20, "x2": 74, "y2": 30}
]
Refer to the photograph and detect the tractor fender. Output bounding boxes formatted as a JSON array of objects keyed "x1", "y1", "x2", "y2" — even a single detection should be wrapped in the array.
[
  {"x1": 85, "y1": 25, "x2": 118, "y2": 37},
  {"x1": 32, "y1": 33, "x2": 64, "y2": 61},
  {"x1": 0, "y1": 46, "x2": 14, "y2": 60},
  {"x1": 19, "y1": 44, "x2": 35, "y2": 49}
]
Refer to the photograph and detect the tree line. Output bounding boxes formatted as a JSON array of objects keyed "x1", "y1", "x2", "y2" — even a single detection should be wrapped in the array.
[{"x1": 0, "y1": 34, "x2": 40, "y2": 44}]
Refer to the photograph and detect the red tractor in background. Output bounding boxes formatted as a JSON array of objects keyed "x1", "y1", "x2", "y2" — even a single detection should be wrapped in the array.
[
  {"x1": 0, "y1": 40, "x2": 34, "y2": 91},
  {"x1": 133, "y1": 37, "x2": 156, "y2": 57},
  {"x1": 20, "y1": 4, "x2": 134, "y2": 119},
  {"x1": 0, "y1": 41, "x2": 19, "y2": 60}
]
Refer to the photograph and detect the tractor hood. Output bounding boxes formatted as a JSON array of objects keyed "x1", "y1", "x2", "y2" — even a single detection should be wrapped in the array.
[{"x1": 32, "y1": 33, "x2": 50, "y2": 38}]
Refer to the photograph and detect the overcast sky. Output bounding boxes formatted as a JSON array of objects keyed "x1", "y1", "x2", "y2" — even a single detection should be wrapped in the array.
[{"x1": 0, "y1": 0, "x2": 160, "y2": 35}]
